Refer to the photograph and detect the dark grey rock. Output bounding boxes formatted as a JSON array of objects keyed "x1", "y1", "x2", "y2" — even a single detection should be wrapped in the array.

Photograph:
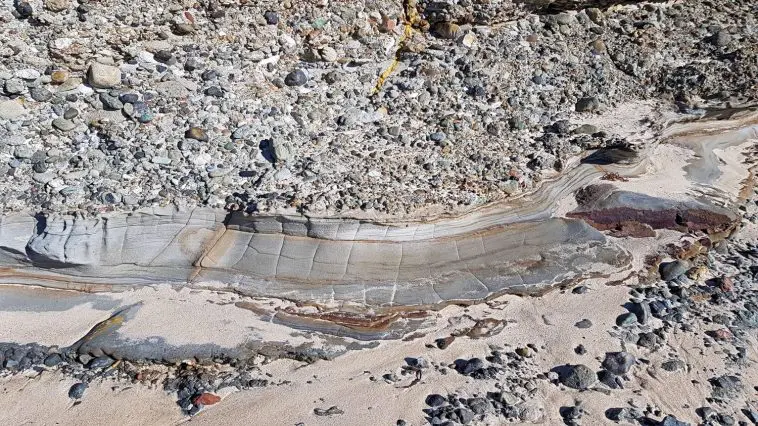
[
  {"x1": 575, "y1": 97, "x2": 599, "y2": 112},
  {"x1": 560, "y1": 364, "x2": 596, "y2": 390},
  {"x1": 285, "y1": 69, "x2": 308, "y2": 86},
  {"x1": 602, "y1": 352, "x2": 635, "y2": 375},
  {"x1": 30, "y1": 87, "x2": 52, "y2": 102},
  {"x1": 88, "y1": 356, "x2": 114, "y2": 369},
  {"x1": 616, "y1": 312, "x2": 638, "y2": 327},
  {"x1": 575, "y1": 319, "x2": 593, "y2": 329},
  {"x1": 426, "y1": 394, "x2": 446, "y2": 407},
  {"x1": 659, "y1": 415, "x2": 690, "y2": 426},
  {"x1": 43, "y1": 353, "x2": 63, "y2": 367},
  {"x1": 99, "y1": 93, "x2": 123, "y2": 110},
  {"x1": 263, "y1": 11, "x2": 278, "y2": 25},
  {"x1": 68, "y1": 382, "x2": 88, "y2": 399}
]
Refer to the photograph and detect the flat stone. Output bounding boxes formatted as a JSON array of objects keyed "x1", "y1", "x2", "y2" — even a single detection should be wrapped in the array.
[
  {"x1": 87, "y1": 62, "x2": 121, "y2": 88},
  {"x1": 0, "y1": 100, "x2": 27, "y2": 120},
  {"x1": 52, "y1": 117, "x2": 76, "y2": 131}
]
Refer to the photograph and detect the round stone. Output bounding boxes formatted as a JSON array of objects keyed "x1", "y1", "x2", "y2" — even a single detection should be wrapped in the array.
[{"x1": 284, "y1": 69, "x2": 308, "y2": 86}]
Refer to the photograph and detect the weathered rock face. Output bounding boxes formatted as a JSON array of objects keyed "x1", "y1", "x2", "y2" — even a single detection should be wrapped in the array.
[
  {"x1": 1, "y1": 111, "x2": 754, "y2": 311},
  {"x1": 0, "y1": 208, "x2": 630, "y2": 308}
]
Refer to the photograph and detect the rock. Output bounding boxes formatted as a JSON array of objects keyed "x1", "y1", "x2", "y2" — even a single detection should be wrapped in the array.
[
  {"x1": 319, "y1": 46, "x2": 338, "y2": 62},
  {"x1": 574, "y1": 344, "x2": 586, "y2": 355},
  {"x1": 15, "y1": 1, "x2": 33, "y2": 18},
  {"x1": 560, "y1": 364, "x2": 596, "y2": 390},
  {"x1": 50, "y1": 70, "x2": 70, "y2": 84},
  {"x1": 154, "y1": 50, "x2": 175, "y2": 64},
  {"x1": 453, "y1": 407, "x2": 475, "y2": 424},
  {"x1": 0, "y1": 100, "x2": 27, "y2": 120},
  {"x1": 205, "y1": 86, "x2": 223, "y2": 97},
  {"x1": 575, "y1": 319, "x2": 593, "y2": 329},
  {"x1": 515, "y1": 347, "x2": 533, "y2": 358},
  {"x1": 659, "y1": 260, "x2": 690, "y2": 281},
  {"x1": 186, "y1": 127, "x2": 209, "y2": 142},
  {"x1": 660, "y1": 359, "x2": 686, "y2": 372},
  {"x1": 585, "y1": 8, "x2": 604, "y2": 25},
  {"x1": 88, "y1": 62, "x2": 121, "y2": 88},
  {"x1": 63, "y1": 108, "x2": 79, "y2": 119},
  {"x1": 466, "y1": 397, "x2": 490, "y2": 415},
  {"x1": 4, "y1": 78, "x2": 26, "y2": 94},
  {"x1": 455, "y1": 358, "x2": 484, "y2": 375},
  {"x1": 606, "y1": 407, "x2": 643, "y2": 422},
  {"x1": 29, "y1": 87, "x2": 53, "y2": 102},
  {"x1": 285, "y1": 69, "x2": 308, "y2": 86},
  {"x1": 435, "y1": 336, "x2": 455, "y2": 350},
  {"x1": 52, "y1": 117, "x2": 76, "y2": 131},
  {"x1": 743, "y1": 408, "x2": 758, "y2": 425},
  {"x1": 314, "y1": 406, "x2": 344, "y2": 416},
  {"x1": 616, "y1": 312, "x2": 638, "y2": 327},
  {"x1": 636, "y1": 332, "x2": 660, "y2": 349},
  {"x1": 99, "y1": 93, "x2": 123, "y2": 110},
  {"x1": 575, "y1": 97, "x2": 599, "y2": 112},
  {"x1": 87, "y1": 356, "x2": 114, "y2": 369},
  {"x1": 426, "y1": 394, "x2": 446, "y2": 407},
  {"x1": 659, "y1": 415, "x2": 690, "y2": 426},
  {"x1": 709, "y1": 375, "x2": 742, "y2": 401},
  {"x1": 263, "y1": 11, "x2": 278, "y2": 25},
  {"x1": 43, "y1": 353, "x2": 63, "y2": 367},
  {"x1": 173, "y1": 23, "x2": 195, "y2": 35},
  {"x1": 711, "y1": 30, "x2": 732, "y2": 47},
  {"x1": 572, "y1": 285, "x2": 588, "y2": 294},
  {"x1": 44, "y1": 0, "x2": 69, "y2": 12},
  {"x1": 68, "y1": 382, "x2": 88, "y2": 399},
  {"x1": 193, "y1": 393, "x2": 221, "y2": 406},
  {"x1": 573, "y1": 124, "x2": 598, "y2": 134},
  {"x1": 602, "y1": 352, "x2": 635, "y2": 375},
  {"x1": 405, "y1": 357, "x2": 429, "y2": 369}
]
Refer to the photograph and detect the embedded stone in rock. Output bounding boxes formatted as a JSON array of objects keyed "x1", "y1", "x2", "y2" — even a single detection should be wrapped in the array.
[
  {"x1": 560, "y1": 364, "x2": 596, "y2": 389},
  {"x1": 87, "y1": 62, "x2": 121, "y2": 88}
]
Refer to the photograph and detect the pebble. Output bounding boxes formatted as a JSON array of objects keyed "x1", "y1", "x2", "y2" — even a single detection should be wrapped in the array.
[
  {"x1": 30, "y1": 87, "x2": 53, "y2": 102},
  {"x1": 186, "y1": 127, "x2": 209, "y2": 142},
  {"x1": 659, "y1": 260, "x2": 690, "y2": 281},
  {"x1": 4, "y1": 78, "x2": 26, "y2": 94},
  {"x1": 601, "y1": 352, "x2": 635, "y2": 375},
  {"x1": 99, "y1": 93, "x2": 124, "y2": 110},
  {"x1": 52, "y1": 117, "x2": 76, "y2": 131},
  {"x1": 43, "y1": 353, "x2": 63, "y2": 367},
  {"x1": 68, "y1": 382, "x2": 88, "y2": 399},
  {"x1": 50, "y1": 70, "x2": 69, "y2": 84},
  {"x1": 15, "y1": 1, "x2": 33, "y2": 18},
  {"x1": 575, "y1": 97, "x2": 599, "y2": 112},
  {"x1": 425, "y1": 394, "x2": 446, "y2": 407},
  {"x1": 63, "y1": 108, "x2": 79, "y2": 119},
  {"x1": 574, "y1": 319, "x2": 593, "y2": 329},
  {"x1": 559, "y1": 364, "x2": 596, "y2": 390},
  {"x1": 88, "y1": 62, "x2": 121, "y2": 88},
  {"x1": 284, "y1": 69, "x2": 308, "y2": 86},
  {"x1": 0, "y1": 100, "x2": 26, "y2": 119}
]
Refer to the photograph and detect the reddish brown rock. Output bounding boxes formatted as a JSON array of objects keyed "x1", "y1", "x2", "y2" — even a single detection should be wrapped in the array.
[{"x1": 193, "y1": 393, "x2": 221, "y2": 406}]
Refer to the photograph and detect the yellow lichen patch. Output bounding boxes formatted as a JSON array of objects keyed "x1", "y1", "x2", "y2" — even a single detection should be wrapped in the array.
[{"x1": 372, "y1": 0, "x2": 423, "y2": 95}]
